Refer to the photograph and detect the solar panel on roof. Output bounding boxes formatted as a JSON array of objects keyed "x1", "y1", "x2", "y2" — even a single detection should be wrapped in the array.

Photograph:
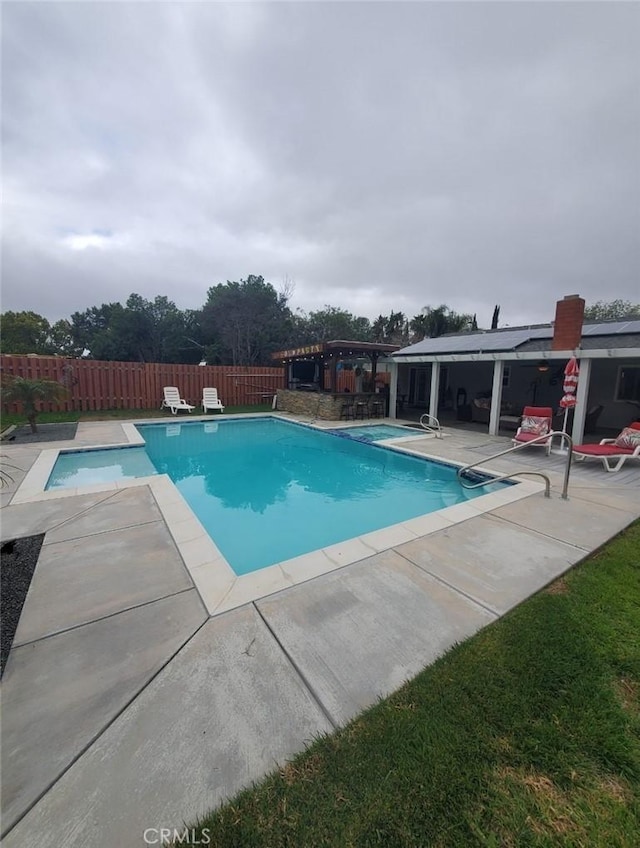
[
  {"x1": 582, "y1": 320, "x2": 640, "y2": 336},
  {"x1": 395, "y1": 319, "x2": 640, "y2": 357},
  {"x1": 396, "y1": 328, "x2": 540, "y2": 355}
]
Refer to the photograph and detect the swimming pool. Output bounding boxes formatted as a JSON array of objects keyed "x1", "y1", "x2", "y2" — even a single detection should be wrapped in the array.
[{"x1": 46, "y1": 418, "x2": 506, "y2": 575}]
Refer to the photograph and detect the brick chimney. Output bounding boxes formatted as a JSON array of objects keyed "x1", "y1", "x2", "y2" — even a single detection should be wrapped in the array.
[{"x1": 552, "y1": 294, "x2": 585, "y2": 350}]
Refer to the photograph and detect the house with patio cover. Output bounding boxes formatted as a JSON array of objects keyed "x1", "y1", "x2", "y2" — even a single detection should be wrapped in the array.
[{"x1": 387, "y1": 295, "x2": 640, "y2": 446}]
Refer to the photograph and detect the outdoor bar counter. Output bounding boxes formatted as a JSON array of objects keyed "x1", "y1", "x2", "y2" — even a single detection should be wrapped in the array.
[
  {"x1": 272, "y1": 340, "x2": 399, "y2": 421},
  {"x1": 275, "y1": 388, "x2": 386, "y2": 421}
]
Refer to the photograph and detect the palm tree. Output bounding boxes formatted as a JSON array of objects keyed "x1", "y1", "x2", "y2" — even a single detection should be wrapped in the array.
[
  {"x1": 410, "y1": 305, "x2": 474, "y2": 340},
  {"x1": 1, "y1": 376, "x2": 69, "y2": 433}
]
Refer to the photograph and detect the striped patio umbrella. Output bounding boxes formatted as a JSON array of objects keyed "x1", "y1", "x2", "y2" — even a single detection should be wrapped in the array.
[{"x1": 559, "y1": 356, "x2": 580, "y2": 435}]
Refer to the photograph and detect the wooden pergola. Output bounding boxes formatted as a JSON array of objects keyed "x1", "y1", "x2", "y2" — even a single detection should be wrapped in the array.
[{"x1": 272, "y1": 340, "x2": 399, "y2": 391}]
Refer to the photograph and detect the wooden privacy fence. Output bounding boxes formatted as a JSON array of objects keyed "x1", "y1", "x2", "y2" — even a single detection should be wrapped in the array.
[
  {"x1": 334, "y1": 371, "x2": 390, "y2": 393},
  {"x1": 0, "y1": 356, "x2": 285, "y2": 413}
]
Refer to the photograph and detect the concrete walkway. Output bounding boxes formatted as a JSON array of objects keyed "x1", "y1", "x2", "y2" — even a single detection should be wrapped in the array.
[{"x1": 1, "y1": 419, "x2": 638, "y2": 846}]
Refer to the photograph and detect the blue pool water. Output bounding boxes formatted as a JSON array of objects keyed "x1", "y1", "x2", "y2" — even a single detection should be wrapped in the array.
[
  {"x1": 47, "y1": 447, "x2": 158, "y2": 489},
  {"x1": 47, "y1": 418, "x2": 506, "y2": 575},
  {"x1": 331, "y1": 424, "x2": 421, "y2": 442}
]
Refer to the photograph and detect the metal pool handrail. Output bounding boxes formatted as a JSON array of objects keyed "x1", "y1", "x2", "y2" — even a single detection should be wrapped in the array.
[
  {"x1": 419, "y1": 413, "x2": 442, "y2": 438},
  {"x1": 457, "y1": 430, "x2": 574, "y2": 500}
]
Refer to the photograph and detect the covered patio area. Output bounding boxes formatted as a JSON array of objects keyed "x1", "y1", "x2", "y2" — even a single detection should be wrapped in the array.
[{"x1": 388, "y1": 297, "x2": 640, "y2": 446}]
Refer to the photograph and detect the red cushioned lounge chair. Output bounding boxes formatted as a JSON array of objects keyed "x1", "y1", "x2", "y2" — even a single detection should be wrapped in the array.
[
  {"x1": 512, "y1": 406, "x2": 554, "y2": 456},
  {"x1": 572, "y1": 421, "x2": 640, "y2": 473}
]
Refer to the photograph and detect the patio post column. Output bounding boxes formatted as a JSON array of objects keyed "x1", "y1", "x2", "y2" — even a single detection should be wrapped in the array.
[
  {"x1": 429, "y1": 362, "x2": 440, "y2": 420},
  {"x1": 369, "y1": 352, "x2": 379, "y2": 385},
  {"x1": 329, "y1": 355, "x2": 338, "y2": 392},
  {"x1": 571, "y1": 357, "x2": 591, "y2": 446},
  {"x1": 388, "y1": 361, "x2": 398, "y2": 419},
  {"x1": 489, "y1": 360, "x2": 505, "y2": 435}
]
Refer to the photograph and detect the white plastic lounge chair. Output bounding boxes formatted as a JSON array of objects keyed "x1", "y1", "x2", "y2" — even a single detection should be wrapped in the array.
[
  {"x1": 161, "y1": 387, "x2": 195, "y2": 415},
  {"x1": 202, "y1": 387, "x2": 225, "y2": 414},
  {"x1": 572, "y1": 422, "x2": 640, "y2": 472}
]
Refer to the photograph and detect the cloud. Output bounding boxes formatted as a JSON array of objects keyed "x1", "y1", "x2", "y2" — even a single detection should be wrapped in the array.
[
  {"x1": 2, "y1": 1, "x2": 639, "y2": 328},
  {"x1": 61, "y1": 230, "x2": 128, "y2": 251}
]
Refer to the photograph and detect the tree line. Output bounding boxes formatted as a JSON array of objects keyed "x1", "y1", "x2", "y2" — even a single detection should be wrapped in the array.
[{"x1": 1, "y1": 277, "x2": 637, "y2": 366}]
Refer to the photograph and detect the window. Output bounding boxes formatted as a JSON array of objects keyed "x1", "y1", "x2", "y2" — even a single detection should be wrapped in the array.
[
  {"x1": 502, "y1": 365, "x2": 511, "y2": 389},
  {"x1": 615, "y1": 366, "x2": 640, "y2": 402}
]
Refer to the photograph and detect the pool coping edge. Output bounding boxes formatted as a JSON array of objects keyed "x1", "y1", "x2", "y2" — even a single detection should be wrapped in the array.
[{"x1": 8, "y1": 416, "x2": 544, "y2": 615}]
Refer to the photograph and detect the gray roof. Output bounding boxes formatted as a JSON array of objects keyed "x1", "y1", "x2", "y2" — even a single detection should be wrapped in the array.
[
  {"x1": 517, "y1": 333, "x2": 640, "y2": 352},
  {"x1": 394, "y1": 320, "x2": 640, "y2": 357}
]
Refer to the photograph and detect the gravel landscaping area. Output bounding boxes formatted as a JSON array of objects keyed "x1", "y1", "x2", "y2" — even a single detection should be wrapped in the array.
[
  {"x1": 2, "y1": 423, "x2": 78, "y2": 444},
  {"x1": 1, "y1": 534, "x2": 44, "y2": 676}
]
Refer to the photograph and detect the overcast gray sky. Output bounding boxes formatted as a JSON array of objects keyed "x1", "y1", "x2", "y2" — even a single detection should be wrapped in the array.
[{"x1": 2, "y1": 1, "x2": 639, "y2": 328}]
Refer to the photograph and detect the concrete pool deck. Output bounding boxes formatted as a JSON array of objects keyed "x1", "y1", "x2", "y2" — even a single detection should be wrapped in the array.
[{"x1": 1, "y1": 416, "x2": 639, "y2": 846}]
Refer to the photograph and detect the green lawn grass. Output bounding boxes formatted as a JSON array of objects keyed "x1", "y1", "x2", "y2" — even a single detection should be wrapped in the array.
[
  {"x1": 1, "y1": 404, "x2": 273, "y2": 429},
  {"x1": 189, "y1": 522, "x2": 640, "y2": 847}
]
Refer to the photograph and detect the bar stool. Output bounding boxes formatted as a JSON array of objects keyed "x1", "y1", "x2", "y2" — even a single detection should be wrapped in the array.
[
  {"x1": 370, "y1": 399, "x2": 384, "y2": 419},
  {"x1": 340, "y1": 401, "x2": 355, "y2": 420},
  {"x1": 355, "y1": 401, "x2": 369, "y2": 419}
]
